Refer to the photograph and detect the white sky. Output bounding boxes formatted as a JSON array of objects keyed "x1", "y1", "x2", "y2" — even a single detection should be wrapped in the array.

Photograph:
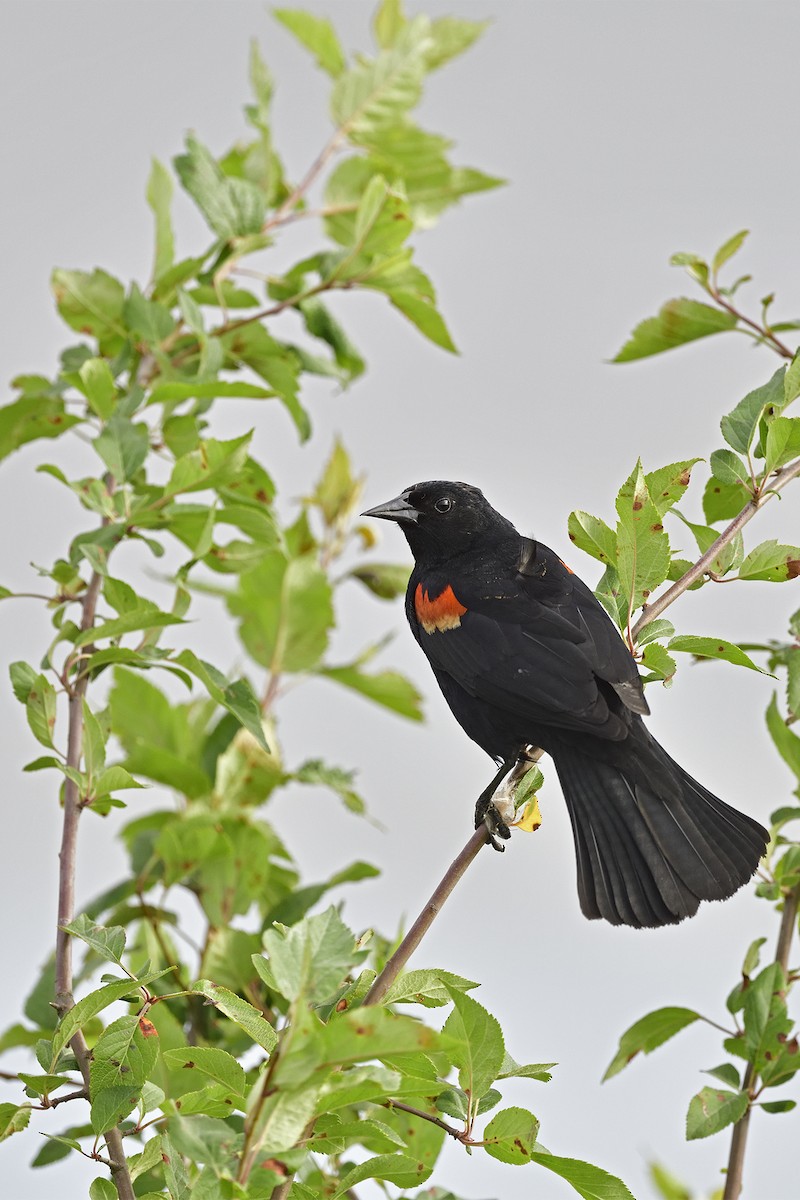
[{"x1": 2, "y1": 3, "x2": 800, "y2": 1198}]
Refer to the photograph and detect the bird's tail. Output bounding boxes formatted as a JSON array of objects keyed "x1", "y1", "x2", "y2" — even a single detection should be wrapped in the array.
[{"x1": 552, "y1": 731, "x2": 768, "y2": 928}]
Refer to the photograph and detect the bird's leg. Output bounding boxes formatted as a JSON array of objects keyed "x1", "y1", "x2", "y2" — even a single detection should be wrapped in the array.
[{"x1": 473, "y1": 752, "x2": 527, "y2": 851}]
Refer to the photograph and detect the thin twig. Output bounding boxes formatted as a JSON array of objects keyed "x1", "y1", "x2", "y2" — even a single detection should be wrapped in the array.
[
  {"x1": 363, "y1": 826, "x2": 489, "y2": 1007},
  {"x1": 709, "y1": 285, "x2": 795, "y2": 360},
  {"x1": 722, "y1": 886, "x2": 799, "y2": 1200},
  {"x1": 383, "y1": 1098, "x2": 466, "y2": 1142},
  {"x1": 633, "y1": 455, "x2": 800, "y2": 639},
  {"x1": 263, "y1": 130, "x2": 345, "y2": 233}
]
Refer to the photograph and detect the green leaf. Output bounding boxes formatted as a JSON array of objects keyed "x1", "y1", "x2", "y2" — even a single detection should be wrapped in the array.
[
  {"x1": 426, "y1": 15, "x2": 489, "y2": 70},
  {"x1": 9, "y1": 661, "x2": 57, "y2": 748},
  {"x1": 640, "y1": 642, "x2": 677, "y2": 684},
  {"x1": 62, "y1": 914, "x2": 125, "y2": 964},
  {"x1": 319, "y1": 1006, "x2": 439, "y2": 1068},
  {"x1": 318, "y1": 660, "x2": 423, "y2": 719},
  {"x1": 615, "y1": 461, "x2": 670, "y2": 612},
  {"x1": 702, "y1": 475, "x2": 750, "y2": 524},
  {"x1": 382, "y1": 968, "x2": 478, "y2": 1008},
  {"x1": 261, "y1": 908, "x2": 355, "y2": 1004},
  {"x1": 74, "y1": 608, "x2": 185, "y2": 647},
  {"x1": 712, "y1": 229, "x2": 749, "y2": 273},
  {"x1": 668, "y1": 635, "x2": 768, "y2": 674},
  {"x1": 674, "y1": 511, "x2": 743, "y2": 576},
  {"x1": 246, "y1": 1080, "x2": 320, "y2": 1156},
  {"x1": 603, "y1": 1007, "x2": 700, "y2": 1081},
  {"x1": 0, "y1": 1102, "x2": 32, "y2": 1142},
  {"x1": 483, "y1": 1105, "x2": 539, "y2": 1165},
  {"x1": 705, "y1": 1062, "x2": 741, "y2": 1089},
  {"x1": 335, "y1": 1153, "x2": 432, "y2": 1197},
  {"x1": 147, "y1": 157, "x2": 175, "y2": 280},
  {"x1": 720, "y1": 367, "x2": 786, "y2": 454},
  {"x1": 79, "y1": 358, "x2": 116, "y2": 420},
  {"x1": 172, "y1": 650, "x2": 269, "y2": 751},
  {"x1": 50, "y1": 970, "x2": 168, "y2": 1066},
  {"x1": 767, "y1": 694, "x2": 800, "y2": 779},
  {"x1": 174, "y1": 134, "x2": 266, "y2": 239},
  {"x1": 0, "y1": 394, "x2": 81, "y2": 462},
  {"x1": 163, "y1": 1047, "x2": 246, "y2": 1095},
  {"x1": 294, "y1": 759, "x2": 365, "y2": 814},
  {"x1": 95, "y1": 415, "x2": 149, "y2": 482},
  {"x1": 89, "y1": 1180, "x2": 116, "y2": 1200},
  {"x1": 51, "y1": 267, "x2": 126, "y2": 354},
  {"x1": 166, "y1": 432, "x2": 253, "y2": 497},
  {"x1": 221, "y1": 325, "x2": 310, "y2": 439},
  {"x1": 765, "y1": 416, "x2": 800, "y2": 474},
  {"x1": 634, "y1": 618, "x2": 675, "y2": 647},
  {"x1": 274, "y1": 8, "x2": 346, "y2": 77},
  {"x1": 784, "y1": 352, "x2": 800, "y2": 403},
  {"x1": 686, "y1": 1086, "x2": 748, "y2": 1140},
  {"x1": 191, "y1": 980, "x2": 277, "y2": 1053},
  {"x1": 645, "y1": 459, "x2": 702, "y2": 517},
  {"x1": 349, "y1": 562, "x2": 411, "y2": 599},
  {"x1": 228, "y1": 551, "x2": 334, "y2": 673},
  {"x1": 530, "y1": 1153, "x2": 635, "y2": 1200},
  {"x1": 386, "y1": 287, "x2": 457, "y2": 351},
  {"x1": 441, "y1": 985, "x2": 504, "y2": 1100},
  {"x1": 710, "y1": 448, "x2": 751, "y2": 486},
  {"x1": 82, "y1": 698, "x2": 106, "y2": 780},
  {"x1": 90, "y1": 1015, "x2": 159, "y2": 1132},
  {"x1": 761, "y1": 1099, "x2": 797, "y2": 1114},
  {"x1": 613, "y1": 298, "x2": 736, "y2": 362},
  {"x1": 123, "y1": 283, "x2": 175, "y2": 346},
  {"x1": 567, "y1": 511, "x2": 617, "y2": 565},
  {"x1": 738, "y1": 539, "x2": 800, "y2": 582},
  {"x1": 149, "y1": 380, "x2": 274, "y2": 404},
  {"x1": 331, "y1": 27, "x2": 429, "y2": 135}
]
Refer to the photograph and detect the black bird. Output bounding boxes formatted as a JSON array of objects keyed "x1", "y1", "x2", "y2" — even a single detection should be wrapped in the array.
[{"x1": 363, "y1": 480, "x2": 768, "y2": 928}]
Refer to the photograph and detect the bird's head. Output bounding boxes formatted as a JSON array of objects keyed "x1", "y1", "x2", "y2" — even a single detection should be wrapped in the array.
[{"x1": 362, "y1": 480, "x2": 518, "y2": 563}]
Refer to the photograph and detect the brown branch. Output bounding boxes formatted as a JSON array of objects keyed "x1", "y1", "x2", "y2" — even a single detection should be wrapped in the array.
[
  {"x1": 51, "y1": 515, "x2": 136, "y2": 1200},
  {"x1": 263, "y1": 130, "x2": 345, "y2": 233},
  {"x1": 722, "y1": 885, "x2": 799, "y2": 1200},
  {"x1": 633, "y1": 455, "x2": 800, "y2": 639},
  {"x1": 709, "y1": 284, "x2": 795, "y2": 360},
  {"x1": 382, "y1": 1098, "x2": 466, "y2": 1142},
  {"x1": 363, "y1": 826, "x2": 488, "y2": 1007}
]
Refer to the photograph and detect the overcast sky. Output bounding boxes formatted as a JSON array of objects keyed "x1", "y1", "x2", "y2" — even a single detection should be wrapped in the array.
[{"x1": 2, "y1": 3, "x2": 800, "y2": 1198}]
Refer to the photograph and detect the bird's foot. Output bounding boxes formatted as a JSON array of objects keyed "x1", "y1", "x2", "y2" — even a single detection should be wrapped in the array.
[{"x1": 474, "y1": 793, "x2": 512, "y2": 852}]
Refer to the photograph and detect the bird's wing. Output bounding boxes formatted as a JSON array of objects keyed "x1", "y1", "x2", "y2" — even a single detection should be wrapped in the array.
[{"x1": 408, "y1": 538, "x2": 647, "y2": 742}]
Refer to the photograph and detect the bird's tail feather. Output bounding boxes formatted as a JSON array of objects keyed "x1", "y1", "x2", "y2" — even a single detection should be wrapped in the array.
[{"x1": 553, "y1": 738, "x2": 768, "y2": 928}]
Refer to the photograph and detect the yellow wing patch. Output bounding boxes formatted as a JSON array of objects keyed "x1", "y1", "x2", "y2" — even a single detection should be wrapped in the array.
[{"x1": 415, "y1": 583, "x2": 467, "y2": 634}]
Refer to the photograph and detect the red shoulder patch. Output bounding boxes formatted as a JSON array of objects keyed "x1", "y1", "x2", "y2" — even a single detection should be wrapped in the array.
[
  {"x1": 415, "y1": 583, "x2": 467, "y2": 634},
  {"x1": 558, "y1": 558, "x2": 575, "y2": 575}
]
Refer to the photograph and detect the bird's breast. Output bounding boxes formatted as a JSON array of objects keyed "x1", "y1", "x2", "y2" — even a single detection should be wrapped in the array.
[{"x1": 414, "y1": 582, "x2": 468, "y2": 634}]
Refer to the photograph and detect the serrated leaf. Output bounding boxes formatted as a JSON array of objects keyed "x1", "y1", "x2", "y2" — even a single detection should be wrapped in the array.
[
  {"x1": 9, "y1": 661, "x2": 57, "y2": 748},
  {"x1": 567, "y1": 511, "x2": 617, "y2": 565},
  {"x1": 331, "y1": 27, "x2": 429, "y2": 135},
  {"x1": 615, "y1": 461, "x2": 670, "y2": 612},
  {"x1": 704, "y1": 1062, "x2": 741, "y2": 1089},
  {"x1": 228, "y1": 550, "x2": 333, "y2": 673},
  {"x1": 163, "y1": 1047, "x2": 246, "y2": 1095},
  {"x1": 62, "y1": 914, "x2": 125, "y2": 964},
  {"x1": 79, "y1": 358, "x2": 116, "y2": 420},
  {"x1": 174, "y1": 134, "x2": 266, "y2": 239},
  {"x1": 713, "y1": 230, "x2": 749, "y2": 273},
  {"x1": 441, "y1": 985, "x2": 504, "y2": 1099},
  {"x1": 531, "y1": 1153, "x2": 635, "y2": 1199},
  {"x1": 738, "y1": 539, "x2": 800, "y2": 583},
  {"x1": 645, "y1": 459, "x2": 701, "y2": 517},
  {"x1": 382, "y1": 968, "x2": 478, "y2": 1008},
  {"x1": 0, "y1": 1102, "x2": 32, "y2": 1142},
  {"x1": 294, "y1": 759, "x2": 365, "y2": 814},
  {"x1": 89, "y1": 1179, "x2": 116, "y2": 1200},
  {"x1": 686, "y1": 1086, "x2": 748, "y2": 1140},
  {"x1": 50, "y1": 970, "x2": 168, "y2": 1067},
  {"x1": 51, "y1": 267, "x2": 126, "y2": 354},
  {"x1": 0, "y1": 394, "x2": 82, "y2": 463},
  {"x1": 335, "y1": 1152, "x2": 432, "y2": 1197},
  {"x1": 603, "y1": 1007, "x2": 700, "y2": 1081},
  {"x1": 274, "y1": 8, "x2": 346, "y2": 77},
  {"x1": 94, "y1": 415, "x2": 149, "y2": 482},
  {"x1": 720, "y1": 367, "x2": 786, "y2": 454},
  {"x1": 318, "y1": 660, "x2": 423, "y2": 719},
  {"x1": 261, "y1": 907, "x2": 356, "y2": 1003},
  {"x1": 483, "y1": 1105, "x2": 539, "y2": 1165},
  {"x1": 165, "y1": 432, "x2": 253, "y2": 497},
  {"x1": 172, "y1": 650, "x2": 269, "y2": 751},
  {"x1": 147, "y1": 157, "x2": 175, "y2": 280},
  {"x1": 74, "y1": 608, "x2": 185, "y2": 648},
  {"x1": 668, "y1": 635, "x2": 768, "y2": 674},
  {"x1": 191, "y1": 980, "x2": 277, "y2": 1053},
  {"x1": 767, "y1": 694, "x2": 800, "y2": 779},
  {"x1": 765, "y1": 416, "x2": 800, "y2": 474},
  {"x1": 349, "y1": 562, "x2": 411, "y2": 599},
  {"x1": 613, "y1": 299, "x2": 736, "y2": 362}
]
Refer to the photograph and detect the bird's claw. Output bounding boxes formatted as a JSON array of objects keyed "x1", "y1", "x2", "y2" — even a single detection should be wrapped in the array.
[{"x1": 474, "y1": 795, "x2": 512, "y2": 852}]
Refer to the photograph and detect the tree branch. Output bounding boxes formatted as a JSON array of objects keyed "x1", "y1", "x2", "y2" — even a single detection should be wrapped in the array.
[
  {"x1": 722, "y1": 885, "x2": 799, "y2": 1200},
  {"x1": 51, "y1": 531, "x2": 136, "y2": 1200},
  {"x1": 363, "y1": 826, "x2": 488, "y2": 1007},
  {"x1": 633, "y1": 455, "x2": 800, "y2": 639},
  {"x1": 708, "y1": 284, "x2": 795, "y2": 360},
  {"x1": 382, "y1": 1098, "x2": 466, "y2": 1142}
]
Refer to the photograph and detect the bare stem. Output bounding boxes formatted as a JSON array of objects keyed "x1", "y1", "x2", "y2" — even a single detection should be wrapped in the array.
[
  {"x1": 383, "y1": 1098, "x2": 466, "y2": 1142},
  {"x1": 709, "y1": 284, "x2": 795, "y2": 360},
  {"x1": 722, "y1": 886, "x2": 799, "y2": 1200},
  {"x1": 363, "y1": 826, "x2": 488, "y2": 1007},
  {"x1": 263, "y1": 130, "x2": 345, "y2": 233},
  {"x1": 633, "y1": 455, "x2": 800, "y2": 639}
]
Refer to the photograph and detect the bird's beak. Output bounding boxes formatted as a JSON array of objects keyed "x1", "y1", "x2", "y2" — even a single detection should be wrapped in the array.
[{"x1": 361, "y1": 490, "x2": 420, "y2": 524}]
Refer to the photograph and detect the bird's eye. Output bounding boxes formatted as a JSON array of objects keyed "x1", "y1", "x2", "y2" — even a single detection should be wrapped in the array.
[{"x1": 434, "y1": 496, "x2": 453, "y2": 513}]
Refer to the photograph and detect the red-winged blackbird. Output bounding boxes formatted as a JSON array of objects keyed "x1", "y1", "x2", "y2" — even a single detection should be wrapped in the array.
[{"x1": 363, "y1": 480, "x2": 768, "y2": 929}]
